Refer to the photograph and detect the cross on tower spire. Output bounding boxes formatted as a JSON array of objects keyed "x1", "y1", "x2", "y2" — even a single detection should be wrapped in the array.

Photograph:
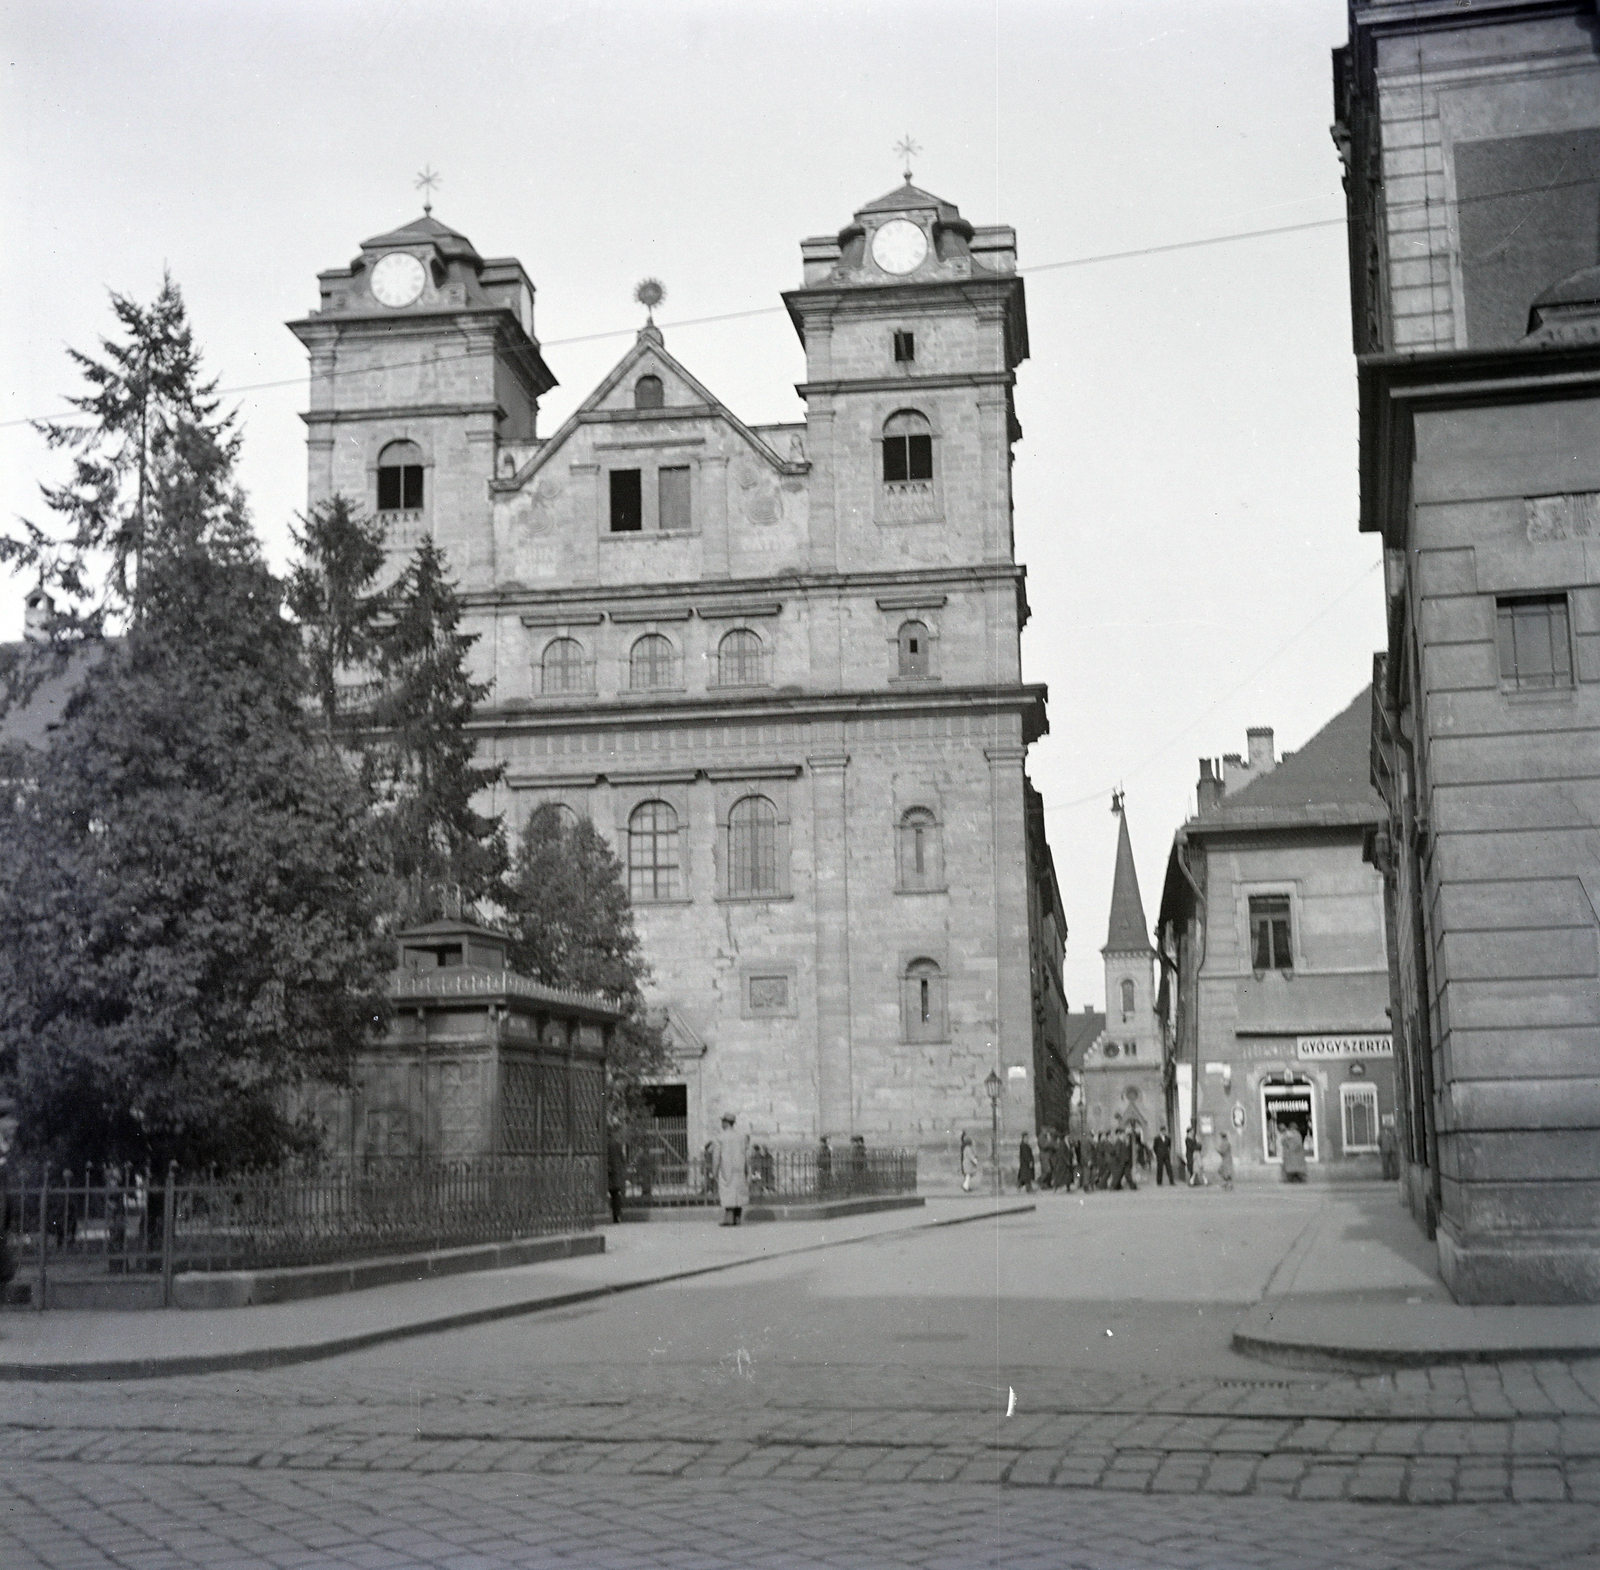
[
  {"x1": 414, "y1": 165, "x2": 441, "y2": 216},
  {"x1": 894, "y1": 135, "x2": 921, "y2": 184}
]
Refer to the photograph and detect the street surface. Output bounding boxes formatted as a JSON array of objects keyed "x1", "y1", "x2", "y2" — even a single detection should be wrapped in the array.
[{"x1": 3, "y1": 1186, "x2": 1598, "y2": 1568}]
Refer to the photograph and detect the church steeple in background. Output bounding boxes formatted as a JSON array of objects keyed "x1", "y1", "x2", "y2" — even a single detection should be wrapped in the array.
[{"x1": 1104, "y1": 798, "x2": 1152, "y2": 956}]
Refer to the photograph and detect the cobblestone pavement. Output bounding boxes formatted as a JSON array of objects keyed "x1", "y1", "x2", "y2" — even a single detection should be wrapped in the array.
[{"x1": 4, "y1": 1357, "x2": 1599, "y2": 1566}]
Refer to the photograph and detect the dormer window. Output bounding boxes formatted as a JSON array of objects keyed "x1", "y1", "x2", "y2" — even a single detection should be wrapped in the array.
[
  {"x1": 893, "y1": 330, "x2": 915, "y2": 364},
  {"x1": 377, "y1": 440, "x2": 425, "y2": 512},
  {"x1": 882, "y1": 411, "x2": 933, "y2": 483},
  {"x1": 634, "y1": 374, "x2": 664, "y2": 410}
]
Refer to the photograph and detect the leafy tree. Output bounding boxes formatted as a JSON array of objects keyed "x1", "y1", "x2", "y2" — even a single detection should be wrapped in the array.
[
  {"x1": 503, "y1": 804, "x2": 669, "y2": 1107},
  {"x1": 367, "y1": 539, "x2": 506, "y2": 917},
  {"x1": 0, "y1": 548, "x2": 393, "y2": 1174},
  {"x1": 1, "y1": 272, "x2": 249, "y2": 635},
  {"x1": 286, "y1": 495, "x2": 388, "y2": 731}
]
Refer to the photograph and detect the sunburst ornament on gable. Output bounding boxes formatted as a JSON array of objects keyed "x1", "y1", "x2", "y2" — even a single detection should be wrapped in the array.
[{"x1": 633, "y1": 278, "x2": 666, "y2": 324}]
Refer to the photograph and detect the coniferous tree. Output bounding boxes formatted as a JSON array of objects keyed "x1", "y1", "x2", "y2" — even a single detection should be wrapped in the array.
[
  {"x1": 504, "y1": 803, "x2": 669, "y2": 1107},
  {"x1": 367, "y1": 539, "x2": 507, "y2": 918}
]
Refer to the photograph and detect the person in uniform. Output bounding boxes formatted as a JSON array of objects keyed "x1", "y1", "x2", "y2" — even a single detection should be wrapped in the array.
[{"x1": 714, "y1": 1112, "x2": 750, "y2": 1226}]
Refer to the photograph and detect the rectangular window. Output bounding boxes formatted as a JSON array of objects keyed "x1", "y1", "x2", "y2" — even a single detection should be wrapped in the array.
[
  {"x1": 609, "y1": 469, "x2": 642, "y2": 532},
  {"x1": 893, "y1": 330, "x2": 915, "y2": 363},
  {"x1": 658, "y1": 466, "x2": 691, "y2": 532},
  {"x1": 1249, "y1": 894, "x2": 1293, "y2": 971},
  {"x1": 378, "y1": 465, "x2": 424, "y2": 511},
  {"x1": 1496, "y1": 594, "x2": 1572, "y2": 690},
  {"x1": 748, "y1": 975, "x2": 789, "y2": 1013},
  {"x1": 883, "y1": 434, "x2": 933, "y2": 483},
  {"x1": 1341, "y1": 1084, "x2": 1379, "y2": 1153}
]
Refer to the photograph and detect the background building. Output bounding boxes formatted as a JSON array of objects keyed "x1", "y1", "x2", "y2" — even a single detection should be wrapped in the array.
[
  {"x1": 290, "y1": 181, "x2": 1061, "y2": 1163},
  {"x1": 1080, "y1": 802, "x2": 1165, "y2": 1139},
  {"x1": 1336, "y1": 0, "x2": 1600, "y2": 1300},
  {"x1": 1156, "y1": 694, "x2": 1394, "y2": 1182}
]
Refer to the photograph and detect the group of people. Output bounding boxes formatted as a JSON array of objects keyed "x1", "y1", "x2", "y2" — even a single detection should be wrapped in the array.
[{"x1": 957, "y1": 1122, "x2": 1249, "y2": 1193}]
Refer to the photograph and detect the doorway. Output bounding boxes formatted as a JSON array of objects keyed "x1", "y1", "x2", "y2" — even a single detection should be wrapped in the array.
[{"x1": 1260, "y1": 1079, "x2": 1318, "y2": 1164}]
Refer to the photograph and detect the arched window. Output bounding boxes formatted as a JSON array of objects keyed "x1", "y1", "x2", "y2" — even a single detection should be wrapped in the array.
[
  {"x1": 902, "y1": 957, "x2": 946, "y2": 1043},
  {"x1": 634, "y1": 374, "x2": 664, "y2": 410},
  {"x1": 628, "y1": 801, "x2": 679, "y2": 900},
  {"x1": 541, "y1": 637, "x2": 587, "y2": 695},
  {"x1": 1120, "y1": 978, "x2": 1135, "y2": 1019},
  {"x1": 897, "y1": 620, "x2": 930, "y2": 678},
  {"x1": 898, "y1": 807, "x2": 942, "y2": 891},
  {"x1": 717, "y1": 628, "x2": 763, "y2": 687},
  {"x1": 629, "y1": 633, "x2": 676, "y2": 690},
  {"x1": 377, "y1": 439, "x2": 425, "y2": 512},
  {"x1": 728, "y1": 795, "x2": 779, "y2": 897},
  {"x1": 882, "y1": 410, "x2": 933, "y2": 483}
]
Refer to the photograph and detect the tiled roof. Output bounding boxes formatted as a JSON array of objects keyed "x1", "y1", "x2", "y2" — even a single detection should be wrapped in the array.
[
  {"x1": 1104, "y1": 809, "x2": 1152, "y2": 953},
  {"x1": 1204, "y1": 686, "x2": 1382, "y2": 826},
  {"x1": 1062, "y1": 1010, "x2": 1106, "y2": 1067}
]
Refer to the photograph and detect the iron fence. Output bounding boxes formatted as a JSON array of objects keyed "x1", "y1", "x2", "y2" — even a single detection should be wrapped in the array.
[
  {"x1": 625, "y1": 1131, "x2": 917, "y2": 1208},
  {"x1": 1, "y1": 1155, "x2": 601, "y2": 1307}
]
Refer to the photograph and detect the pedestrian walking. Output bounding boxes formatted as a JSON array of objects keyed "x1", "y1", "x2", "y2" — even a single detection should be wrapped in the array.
[
  {"x1": 1184, "y1": 1124, "x2": 1205, "y2": 1187},
  {"x1": 1017, "y1": 1133, "x2": 1036, "y2": 1193},
  {"x1": 714, "y1": 1112, "x2": 750, "y2": 1226},
  {"x1": 1279, "y1": 1120, "x2": 1307, "y2": 1183},
  {"x1": 1217, "y1": 1131, "x2": 1234, "y2": 1190},
  {"x1": 1153, "y1": 1128, "x2": 1175, "y2": 1187},
  {"x1": 1111, "y1": 1125, "x2": 1138, "y2": 1191},
  {"x1": 1379, "y1": 1117, "x2": 1399, "y2": 1181},
  {"x1": 959, "y1": 1131, "x2": 979, "y2": 1192},
  {"x1": 605, "y1": 1130, "x2": 628, "y2": 1224}
]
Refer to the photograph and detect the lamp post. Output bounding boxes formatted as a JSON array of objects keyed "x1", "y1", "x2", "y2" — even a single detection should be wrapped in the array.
[{"x1": 984, "y1": 1067, "x2": 1003, "y2": 1198}]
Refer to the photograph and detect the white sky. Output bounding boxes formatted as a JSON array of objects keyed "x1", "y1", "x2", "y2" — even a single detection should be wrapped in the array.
[{"x1": 2, "y1": 0, "x2": 1382, "y2": 1012}]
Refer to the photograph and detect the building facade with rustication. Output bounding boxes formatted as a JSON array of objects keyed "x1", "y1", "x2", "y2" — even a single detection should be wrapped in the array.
[
  {"x1": 289, "y1": 181, "x2": 1061, "y2": 1165},
  {"x1": 1335, "y1": 0, "x2": 1600, "y2": 1301}
]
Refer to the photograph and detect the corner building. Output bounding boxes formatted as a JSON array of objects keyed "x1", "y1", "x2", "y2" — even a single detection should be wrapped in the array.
[{"x1": 291, "y1": 182, "x2": 1056, "y2": 1162}]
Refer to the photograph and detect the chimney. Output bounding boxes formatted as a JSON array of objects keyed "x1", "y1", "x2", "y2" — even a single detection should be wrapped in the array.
[
  {"x1": 1247, "y1": 726, "x2": 1275, "y2": 773},
  {"x1": 1196, "y1": 757, "x2": 1224, "y2": 817},
  {"x1": 23, "y1": 587, "x2": 54, "y2": 644}
]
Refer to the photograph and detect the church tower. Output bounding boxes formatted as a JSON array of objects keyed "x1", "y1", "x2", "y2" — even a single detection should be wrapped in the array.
[
  {"x1": 287, "y1": 210, "x2": 556, "y2": 589},
  {"x1": 1083, "y1": 800, "x2": 1164, "y2": 1135}
]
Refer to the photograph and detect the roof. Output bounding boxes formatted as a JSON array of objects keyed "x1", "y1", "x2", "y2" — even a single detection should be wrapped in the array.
[
  {"x1": 360, "y1": 214, "x2": 481, "y2": 262},
  {"x1": 856, "y1": 181, "x2": 962, "y2": 222},
  {"x1": 1195, "y1": 686, "x2": 1383, "y2": 831},
  {"x1": 1103, "y1": 808, "x2": 1152, "y2": 954},
  {"x1": 1062, "y1": 1010, "x2": 1106, "y2": 1067},
  {"x1": 0, "y1": 641, "x2": 109, "y2": 754}
]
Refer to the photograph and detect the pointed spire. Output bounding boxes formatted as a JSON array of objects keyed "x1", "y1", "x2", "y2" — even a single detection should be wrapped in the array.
[{"x1": 1103, "y1": 806, "x2": 1153, "y2": 955}]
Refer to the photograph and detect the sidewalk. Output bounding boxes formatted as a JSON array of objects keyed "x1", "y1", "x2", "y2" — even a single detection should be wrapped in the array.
[
  {"x1": 1231, "y1": 1183, "x2": 1600, "y2": 1369},
  {"x1": 0, "y1": 1195, "x2": 1034, "y2": 1381}
]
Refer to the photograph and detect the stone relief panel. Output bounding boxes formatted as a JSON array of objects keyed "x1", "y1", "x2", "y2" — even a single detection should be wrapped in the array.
[{"x1": 1526, "y1": 492, "x2": 1600, "y2": 542}]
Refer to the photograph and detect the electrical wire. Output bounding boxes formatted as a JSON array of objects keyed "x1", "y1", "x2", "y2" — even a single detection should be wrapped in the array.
[{"x1": 5, "y1": 168, "x2": 1593, "y2": 435}]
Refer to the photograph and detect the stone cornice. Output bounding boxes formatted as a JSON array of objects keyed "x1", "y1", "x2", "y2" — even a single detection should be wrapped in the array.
[
  {"x1": 797, "y1": 371, "x2": 1016, "y2": 398},
  {"x1": 301, "y1": 401, "x2": 503, "y2": 427}
]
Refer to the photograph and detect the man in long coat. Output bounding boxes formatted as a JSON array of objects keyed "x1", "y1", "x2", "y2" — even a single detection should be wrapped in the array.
[{"x1": 714, "y1": 1112, "x2": 750, "y2": 1226}]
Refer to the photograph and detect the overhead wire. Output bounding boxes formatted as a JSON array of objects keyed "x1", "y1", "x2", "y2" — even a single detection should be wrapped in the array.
[{"x1": 4, "y1": 168, "x2": 1594, "y2": 435}]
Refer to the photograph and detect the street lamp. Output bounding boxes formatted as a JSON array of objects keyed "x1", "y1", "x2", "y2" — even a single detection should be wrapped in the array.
[{"x1": 984, "y1": 1067, "x2": 1003, "y2": 1198}]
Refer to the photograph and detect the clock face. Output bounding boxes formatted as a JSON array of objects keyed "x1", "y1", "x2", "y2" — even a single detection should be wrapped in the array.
[
  {"x1": 871, "y1": 219, "x2": 929, "y2": 276},
  {"x1": 371, "y1": 252, "x2": 426, "y2": 308}
]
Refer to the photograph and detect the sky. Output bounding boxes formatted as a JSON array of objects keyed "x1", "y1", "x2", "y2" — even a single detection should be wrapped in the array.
[{"x1": 1, "y1": 0, "x2": 1383, "y2": 1012}]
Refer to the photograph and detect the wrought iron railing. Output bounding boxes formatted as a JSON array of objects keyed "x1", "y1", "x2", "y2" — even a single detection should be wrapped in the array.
[
  {"x1": 1, "y1": 1155, "x2": 601, "y2": 1307},
  {"x1": 624, "y1": 1134, "x2": 917, "y2": 1208}
]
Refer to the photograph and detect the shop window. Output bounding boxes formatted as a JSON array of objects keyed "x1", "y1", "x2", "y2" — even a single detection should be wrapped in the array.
[
  {"x1": 377, "y1": 440, "x2": 424, "y2": 512},
  {"x1": 1341, "y1": 1084, "x2": 1379, "y2": 1153},
  {"x1": 717, "y1": 628, "x2": 763, "y2": 687},
  {"x1": 1496, "y1": 594, "x2": 1572, "y2": 690},
  {"x1": 882, "y1": 410, "x2": 933, "y2": 482},
  {"x1": 897, "y1": 807, "x2": 942, "y2": 890},
  {"x1": 634, "y1": 374, "x2": 664, "y2": 410},
  {"x1": 728, "y1": 794, "x2": 779, "y2": 897},
  {"x1": 610, "y1": 469, "x2": 643, "y2": 532},
  {"x1": 629, "y1": 633, "x2": 676, "y2": 690},
  {"x1": 897, "y1": 620, "x2": 930, "y2": 678},
  {"x1": 902, "y1": 957, "x2": 947, "y2": 1043},
  {"x1": 628, "y1": 801, "x2": 680, "y2": 901},
  {"x1": 540, "y1": 637, "x2": 588, "y2": 695},
  {"x1": 658, "y1": 465, "x2": 691, "y2": 532},
  {"x1": 1249, "y1": 894, "x2": 1293, "y2": 971}
]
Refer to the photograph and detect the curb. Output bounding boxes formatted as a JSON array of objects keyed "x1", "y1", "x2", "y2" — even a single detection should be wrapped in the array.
[
  {"x1": 0, "y1": 1200, "x2": 1034, "y2": 1383},
  {"x1": 1230, "y1": 1317, "x2": 1600, "y2": 1372}
]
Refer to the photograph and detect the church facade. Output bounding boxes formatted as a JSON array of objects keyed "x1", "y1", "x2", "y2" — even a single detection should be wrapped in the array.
[{"x1": 289, "y1": 180, "x2": 1060, "y2": 1161}]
